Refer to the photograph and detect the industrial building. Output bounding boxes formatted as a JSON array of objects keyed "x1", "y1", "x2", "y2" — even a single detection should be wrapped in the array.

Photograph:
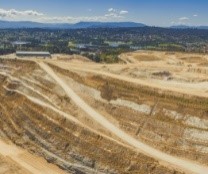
[{"x1": 16, "y1": 51, "x2": 51, "y2": 58}]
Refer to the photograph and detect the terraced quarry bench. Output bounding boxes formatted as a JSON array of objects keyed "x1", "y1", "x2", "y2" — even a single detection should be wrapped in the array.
[{"x1": 0, "y1": 51, "x2": 208, "y2": 174}]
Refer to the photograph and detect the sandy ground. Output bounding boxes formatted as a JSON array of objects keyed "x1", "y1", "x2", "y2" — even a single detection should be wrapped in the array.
[
  {"x1": 38, "y1": 61, "x2": 208, "y2": 174},
  {"x1": 42, "y1": 51, "x2": 208, "y2": 98},
  {"x1": 0, "y1": 139, "x2": 67, "y2": 174}
]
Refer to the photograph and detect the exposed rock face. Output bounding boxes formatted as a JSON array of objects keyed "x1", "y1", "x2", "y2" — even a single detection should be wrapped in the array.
[{"x1": 0, "y1": 57, "x2": 207, "y2": 174}]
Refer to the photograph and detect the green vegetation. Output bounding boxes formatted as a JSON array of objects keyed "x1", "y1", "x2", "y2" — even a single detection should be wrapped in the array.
[{"x1": 0, "y1": 27, "x2": 208, "y2": 62}]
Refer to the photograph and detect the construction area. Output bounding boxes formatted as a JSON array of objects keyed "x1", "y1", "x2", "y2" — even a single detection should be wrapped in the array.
[{"x1": 0, "y1": 51, "x2": 208, "y2": 174}]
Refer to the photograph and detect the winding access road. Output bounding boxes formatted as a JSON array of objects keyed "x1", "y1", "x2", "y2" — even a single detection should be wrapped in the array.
[{"x1": 38, "y1": 61, "x2": 208, "y2": 174}]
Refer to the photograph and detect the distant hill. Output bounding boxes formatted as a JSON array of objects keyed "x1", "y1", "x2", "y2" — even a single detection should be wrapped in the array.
[
  {"x1": 0, "y1": 20, "x2": 146, "y2": 29},
  {"x1": 197, "y1": 26, "x2": 208, "y2": 29},
  {"x1": 0, "y1": 20, "x2": 73, "y2": 29},
  {"x1": 171, "y1": 25, "x2": 208, "y2": 29},
  {"x1": 1, "y1": 20, "x2": 207, "y2": 30},
  {"x1": 72, "y1": 22, "x2": 146, "y2": 28},
  {"x1": 170, "y1": 25, "x2": 192, "y2": 29}
]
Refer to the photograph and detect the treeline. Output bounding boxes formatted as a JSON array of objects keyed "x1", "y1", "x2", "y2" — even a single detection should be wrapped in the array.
[{"x1": 0, "y1": 48, "x2": 15, "y2": 55}]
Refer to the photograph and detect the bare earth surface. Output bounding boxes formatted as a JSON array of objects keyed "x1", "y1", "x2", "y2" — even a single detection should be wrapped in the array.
[
  {"x1": 38, "y1": 61, "x2": 208, "y2": 174},
  {"x1": 0, "y1": 139, "x2": 67, "y2": 174},
  {"x1": 49, "y1": 51, "x2": 208, "y2": 98},
  {"x1": 0, "y1": 51, "x2": 208, "y2": 174}
]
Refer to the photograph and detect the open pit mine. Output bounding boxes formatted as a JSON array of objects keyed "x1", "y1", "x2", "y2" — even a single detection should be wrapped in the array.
[{"x1": 0, "y1": 51, "x2": 208, "y2": 174}]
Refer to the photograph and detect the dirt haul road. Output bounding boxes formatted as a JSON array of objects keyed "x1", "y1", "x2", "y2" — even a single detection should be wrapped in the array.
[
  {"x1": 48, "y1": 61, "x2": 208, "y2": 98},
  {"x1": 0, "y1": 139, "x2": 67, "y2": 174},
  {"x1": 38, "y1": 61, "x2": 208, "y2": 174}
]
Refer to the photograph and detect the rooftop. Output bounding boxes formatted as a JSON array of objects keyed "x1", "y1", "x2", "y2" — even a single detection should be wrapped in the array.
[{"x1": 16, "y1": 51, "x2": 50, "y2": 55}]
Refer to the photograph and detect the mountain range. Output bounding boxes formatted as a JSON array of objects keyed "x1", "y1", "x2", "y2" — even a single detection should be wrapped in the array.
[
  {"x1": 0, "y1": 20, "x2": 146, "y2": 29},
  {"x1": 170, "y1": 25, "x2": 208, "y2": 29},
  {"x1": 0, "y1": 20, "x2": 208, "y2": 29}
]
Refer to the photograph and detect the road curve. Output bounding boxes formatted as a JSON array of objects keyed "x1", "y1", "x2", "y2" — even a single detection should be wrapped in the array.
[{"x1": 38, "y1": 61, "x2": 208, "y2": 174}]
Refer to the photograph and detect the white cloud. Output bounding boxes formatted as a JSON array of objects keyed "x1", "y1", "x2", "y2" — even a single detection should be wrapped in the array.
[
  {"x1": 0, "y1": 8, "x2": 128, "y2": 23},
  {"x1": 193, "y1": 14, "x2": 198, "y2": 17},
  {"x1": 120, "y1": 10, "x2": 128, "y2": 15},
  {"x1": 104, "y1": 8, "x2": 128, "y2": 19},
  {"x1": 23, "y1": 10, "x2": 44, "y2": 16},
  {"x1": 179, "y1": 17, "x2": 189, "y2": 21},
  {"x1": 39, "y1": 16, "x2": 109, "y2": 23},
  {"x1": 105, "y1": 13, "x2": 122, "y2": 18},
  {"x1": 171, "y1": 16, "x2": 191, "y2": 26},
  {"x1": 108, "y1": 8, "x2": 116, "y2": 12},
  {"x1": 0, "y1": 8, "x2": 43, "y2": 18}
]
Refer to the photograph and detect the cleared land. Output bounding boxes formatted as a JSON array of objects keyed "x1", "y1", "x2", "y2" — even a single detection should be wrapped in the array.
[{"x1": 0, "y1": 51, "x2": 208, "y2": 174}]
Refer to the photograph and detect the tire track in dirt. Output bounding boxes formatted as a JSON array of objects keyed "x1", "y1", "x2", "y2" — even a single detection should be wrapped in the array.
[{"x1": 38, "y1": 61, "x2": 208, "y2": 174}]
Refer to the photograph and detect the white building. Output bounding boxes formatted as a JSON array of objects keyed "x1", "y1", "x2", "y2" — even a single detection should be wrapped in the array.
[{"x1": 16, "y1": 51, "x2": 51, "y2": 58}]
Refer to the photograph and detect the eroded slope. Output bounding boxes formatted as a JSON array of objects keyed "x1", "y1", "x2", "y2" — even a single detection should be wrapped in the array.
[{"x1": 0, "y1": 59, "x2": 182, "y2": 174}]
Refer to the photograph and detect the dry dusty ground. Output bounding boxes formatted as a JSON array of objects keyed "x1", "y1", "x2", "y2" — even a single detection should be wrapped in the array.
[
  {"x1": 0, "y1": 139, "x2": 66, "y2": 174},
  {"x1": 0, "y1": 51, "x2": 208, "y2": 174}
]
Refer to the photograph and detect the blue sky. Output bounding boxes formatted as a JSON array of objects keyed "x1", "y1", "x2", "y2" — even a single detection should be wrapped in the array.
[{"x1": 0, "y1": 0, "x2": 207, "y2": 26}]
